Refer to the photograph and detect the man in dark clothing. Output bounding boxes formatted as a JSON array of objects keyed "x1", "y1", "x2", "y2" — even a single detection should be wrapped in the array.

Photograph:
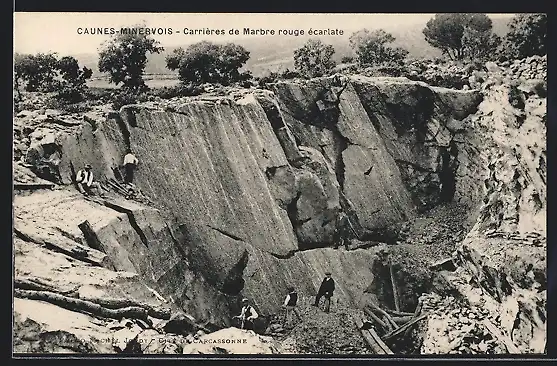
[
  {"x1": 282, "y1": 287, "x2": 301, "y2": 327},
  {"x1": 313, "y1": 272, "x2": 335, "y2": 312},
  {"x1": 233, "y1": 298, "x2": 258, "y2": 330},
  {"x1": 333, "y1": 211, "x2": 351, "y2": 250}
]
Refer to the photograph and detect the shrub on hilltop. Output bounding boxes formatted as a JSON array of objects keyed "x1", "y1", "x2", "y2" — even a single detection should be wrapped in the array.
[
  {"x1": 498, "y1": 14, "x2": 547, "y2": 61},
  {"x1": 165, "y1": 41, "x2": 251, "y2": 86},
  {"x1": 349, "y1": 29, "x2": 409, "y2": 66},
  {"x1": 293, "y1": 39, "x2": 337, "y2": 78}
]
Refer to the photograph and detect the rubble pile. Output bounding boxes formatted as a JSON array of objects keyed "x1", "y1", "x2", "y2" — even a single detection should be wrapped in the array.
[
  {"x1": 502, "y1": 55, "x2": 547, "y2": 81},
  {"x1": 419, "y1": 292, "x2": 508, "y2": 354},
  {"x1": 286, "y1": 305, "x2": 371, "y2": 355},
  {"x1": 406, "y1": 60, "x2": 471, "y2": 89}
]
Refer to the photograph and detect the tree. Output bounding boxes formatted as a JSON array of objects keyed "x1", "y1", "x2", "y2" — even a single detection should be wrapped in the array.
[
  {"x1": 166, "y1": 41, "x2": 250, "y2": 85},
  {"x1": 499, "y1": 14, "x2": 546, "y2": 60},
  {"x1": 423, "y1": 13, "x2": 498, "y2": 61},
  {"x1": 55, "y1": 56, "x2": 93, "y2": 103},
  {"x1": 14, "y1": 52, "x2": 59, "y2": 92},
  {"x1": 98, "y1": 24, "x2": 164, "y2": 92},
  {"x1": 293, "y1": 39, "x2": 336, "y2": 78},
  {"x1": 57, "y1": 56, "x2": 93, "y2": 86},
  {"x1": 462, "y1": 27, "x2": 501, "y2": 62},
  {"x1": 349, "y1": 29, "x2": 408, "y2": 66}
]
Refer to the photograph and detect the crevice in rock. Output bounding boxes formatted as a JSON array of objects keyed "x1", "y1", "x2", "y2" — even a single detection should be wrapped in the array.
[
  {"x1": 221, "y1": 249, "x2": 249, "y2": 295},
  {"x1": 268, "y1": 249, "x2": 299, "y2": 260},
  {"x1": 102, "y1": 201, "x2": 149, "y2": 248},
  {"x1": 264, "y1": 165, "x2": 289, "y2": 180},
  {"x1": 285, "y1": 191, "x2": 303, "y2": 233},
  {"x1": 439, "y1": 141, "x2": 459, "y2": 203},
  {"x1": 206, "y1": 225, "x2": 244, "y2": 242},
  {"x1": 52, "y1": 227, "x2": 84, "y2": 245},
  {"x1": 166, "y1": 222, "x2": 189, "y2": 261},
  {"x1": 114, "y1": 112, "x2": 132, "y2": 149},
  {"x1": 394, "y1": 159, "x2": 438, "y2": 174},
  {"x1": 334, "y1": 133, "x2": 350, "y2": 191}
]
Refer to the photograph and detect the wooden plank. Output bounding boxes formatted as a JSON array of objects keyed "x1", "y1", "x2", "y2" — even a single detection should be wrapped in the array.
[
  {"x1": 383, "y1": 313, "x2": 429, "y2": 341},
  {"x1": 367, "y1": 328, "x2": 394, "y2": 354},
  {"x1": 386, "y1": 309, "x2": 415, "y2": 317},
  {"x1": 368, "y1": 303, "x2": 398, "y2": 329},
  {"x1": 14, "y1": 288, "x2": 150, "y2": 322},
  {"x1": 14, "y1": 183, "x2": 55, "y2": 190},
  {"x1": 405, "y1": 299, "x2": 423, "y2": 338},
  {"x1": 414, "y1": 300, "x2": 423, "y2": 317},
  {"x1": 363, "y1": 307, "x2": 388, "y2": 330},
  {"x1": 392, "y1": 315, "x2": 414, "y2": 325},
  {"x1": 353, "y1": 313, "x2": 393, "y2": 354},
  {"x1": 390, "y1": 265, "x2": 400, "y2": 312},
  {"x1": 383, "y1": 315, "x2": 394, "y2": 332},
  {"x1": 482, "y1": 319, "x2": 521, "y2": 354}
]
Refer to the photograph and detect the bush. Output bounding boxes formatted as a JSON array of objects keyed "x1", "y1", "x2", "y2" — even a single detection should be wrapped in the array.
[
  {"x1": 258, "y1": 71, "x2": 280, "y2": 87},
  {"x1": 44, "y1": 96, "x2": 91, "y2": 113},
  {"x1": 85, "y1": 87, "x2": 113, "y2": 103},
  {"x1": 279, "y1": 68, "x2": 301, "y2": 80},
  {"x1": 499, "y1": 14, "x2": 546, "y2": 60},
  {"x1": 341, "y1": 55, "x2": 355, "y2": 63},
  {"x1": 532, "y1": 80, "x2": 547, "y2": 98},
  {"x1": 508, "y1": 85, "x2": 525, "y2": 110},
  {"x1": 349, "y1": 29, "x2": 408, "y2": 66},
  {"x1": 56, "y1": 85, "x2": 85, "y2": 104},
  {"x1": 111, "y1": 91, "x2": 140, "y2": 110},
  {"x1": 293, "y1": 39, "x2": 336, "y2": 78},
  {"x1": 151, "y1": 83, "x2": 204, "y2": 99}
]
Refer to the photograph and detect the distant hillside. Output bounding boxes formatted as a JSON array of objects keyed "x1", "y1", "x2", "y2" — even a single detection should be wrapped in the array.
[{"x1": 76, "y1": 16, "x2": 511, "y2": 79}]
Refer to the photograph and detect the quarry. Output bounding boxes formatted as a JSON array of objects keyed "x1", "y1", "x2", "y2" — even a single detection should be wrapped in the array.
[{"x1": 12, "y1": 56, "x2": 546, "y2": 355}]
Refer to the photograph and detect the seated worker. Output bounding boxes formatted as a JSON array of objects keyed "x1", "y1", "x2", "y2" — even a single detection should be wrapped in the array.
[{"x1": 76, "y1": 164, "x2": 106, "y2": 198}]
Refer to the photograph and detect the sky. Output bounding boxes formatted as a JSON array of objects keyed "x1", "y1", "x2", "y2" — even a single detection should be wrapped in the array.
[{"x1": 13, "y1": 13, "x2": 515, "y2": 56}]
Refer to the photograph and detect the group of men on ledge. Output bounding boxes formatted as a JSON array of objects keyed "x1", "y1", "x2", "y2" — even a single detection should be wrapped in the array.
[
  {"x1": 75, "y1": 148, "x2": 139, "y2": 199},
  {"x1": 234, "y1": 272, "x2": 336, "y2": 331}
]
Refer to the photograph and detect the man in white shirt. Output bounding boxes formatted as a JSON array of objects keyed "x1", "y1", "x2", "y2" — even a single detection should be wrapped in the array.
[
  {"x1": 282, "y1": 287, "x2": 301, "y2": 328},
  {"x1": 76, "y1": 164, "x2": 105, "y2": 198},
  {"x1": 233, "y1": 298, "x2": 258, "y2": 330},
  {"x1": 123, "y1": 149, "x2": 139, "y2": 184}
]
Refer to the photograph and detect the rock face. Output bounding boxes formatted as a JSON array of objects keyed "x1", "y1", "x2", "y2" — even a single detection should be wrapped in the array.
[
  {"x1": 13, "y1": 66, "x2": 545, "y2": 354},
  {"x1": 419, "y1": 64, "x2": 546, "y2": 354}
]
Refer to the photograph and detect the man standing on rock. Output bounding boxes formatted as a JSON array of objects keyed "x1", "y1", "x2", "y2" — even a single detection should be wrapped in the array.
[
  {"x1": 313, "y1": 272, "x2": 335, "y2": 313},
  {"x1": 334, "y1": 211, "x2": 351, "y2": 250},
  {"x1": 123, "y1": 149, "x2": 139, "y2": 184},
  {"x1": 282, "y1": 287, "x2": 301, "y2": 328},
  {"x1": 76, "y1": 164, "x2": 105, "y2": 198},
  {"x1": 233, "y1": 298, "x2": 258, "y2": 331}
]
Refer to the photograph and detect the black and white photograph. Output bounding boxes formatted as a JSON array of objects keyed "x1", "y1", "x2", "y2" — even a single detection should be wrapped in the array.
[{"x1": 12, "y1": 12, "x2": 547, "y2": 356}]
